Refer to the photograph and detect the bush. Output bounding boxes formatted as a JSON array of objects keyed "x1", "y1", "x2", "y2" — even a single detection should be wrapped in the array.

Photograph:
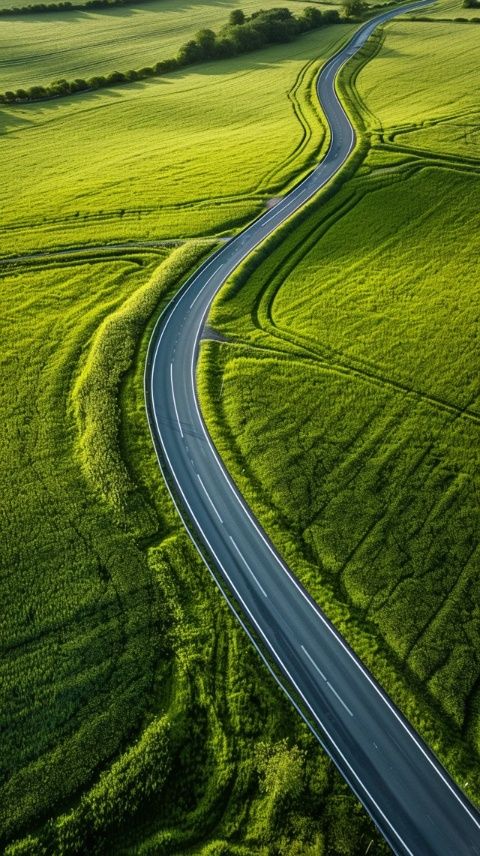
[{"x1": 229, "y1": 7, "x2": 245, "y2": 25}]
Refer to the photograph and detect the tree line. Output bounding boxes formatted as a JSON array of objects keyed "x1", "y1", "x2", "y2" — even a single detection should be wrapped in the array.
[
  {"x1": 0, "y1": 6, "x2": 347, "y2": 105},
  {"x1": 0, "y1": 0, "x2": 146, "y2": 15}
]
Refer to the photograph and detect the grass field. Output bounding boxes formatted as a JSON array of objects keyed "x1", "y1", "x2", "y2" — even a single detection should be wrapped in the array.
[
  {"x1": 355, "y1": 20, "x2": 480, "y2": 157},
  {"x1": 419, "y1": 0, "x2": 480, "y2": 18},
  {"x1": 0, "y1": 22, "x2": 356, "y2": 256},
  {"x1": 0, "y1": 245, "x2": 387, "y2": 854},
  {"x1": 0, "y1": 8, "x2": 391, "y2": 852},
  {"x1": 199, "y1": 15, "x2": 480, "y2": 801},
  {"x1": 0, "y1": 0, "x2": 336, "y2": 90}
]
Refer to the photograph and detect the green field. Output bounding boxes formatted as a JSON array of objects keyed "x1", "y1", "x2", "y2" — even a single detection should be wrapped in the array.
[
  {"x1": 355, "y1": 20, "x2": 480, "y2": 157},
  {"x1": 418, "y1": 0, "x2": 480, "y2": 18},
  {"x1": 0, "y1": 21, "x2": 358, "y2": 256},
  {"x1": 0, "y1": 5, "x2": 390, "y2": 852},
  {"x1": 199, "y1": 15, "x2": 480, "y2": 800},
  {"x1": 0, "y1": 0, "x2": 335, "y2": 90}
]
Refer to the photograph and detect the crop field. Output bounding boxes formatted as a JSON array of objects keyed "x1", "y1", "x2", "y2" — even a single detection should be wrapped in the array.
[
  {"x1": 0, "y1": 20, "x2": 357, "y2": 256},
  {"x1": 0, "y1": 247, "x2": 385, "y2": 854},
  {"x1": 0, "y1": 5, "x2": 389, "y2": 852},
  {"x1": 355, "y1": 20, "x2": 480, "y2": 157},
  {"x1": 420, "y1": 0, "x2": 480, "y2": 18},
  {"x1": 0, "y1": 0, "x2": 333, "y2": 90},
  {"x1": 199, "y1": 15, "x2": 480, "y2": 801}
]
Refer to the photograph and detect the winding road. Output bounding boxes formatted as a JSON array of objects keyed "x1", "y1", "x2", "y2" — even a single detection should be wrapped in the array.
[{"x1": 145, "y1": 6, "x2": 480, "y2": 854}]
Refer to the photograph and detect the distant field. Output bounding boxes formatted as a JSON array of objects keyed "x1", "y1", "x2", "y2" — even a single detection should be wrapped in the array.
[
  {"x1": 0, "y1": 0, "x2": 332, "y2": 90},
  {"x1": 0, "y1": 23, "x2": 356, "y2": 254},
  {"x1": 199, "y1": 16, "x2": 480, "y2": 799},
  {"x1": 355, "y1": 20, "x2": 480, "y2": 156},
  {"x1": 423, "y1": 0, "x2": 480, "y2": 17}
]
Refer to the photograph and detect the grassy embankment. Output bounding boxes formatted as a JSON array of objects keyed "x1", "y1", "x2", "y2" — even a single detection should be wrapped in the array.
[
  {"x1": 1, "y1": 6, "x2": 387, "y2": 853},
  {"x1": 199, "y1": 16, "x2": 480, "y2": 803}
]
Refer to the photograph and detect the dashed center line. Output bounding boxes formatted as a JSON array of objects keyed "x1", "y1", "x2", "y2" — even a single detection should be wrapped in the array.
[
  {"x1": 327, "y1": 681, "x2": 354, "y2": 717},
  {"x1": 229, "y1": 536, "x2": 268, "y2": 598},
  {"x1": 197, "y1": 473, "x2": 223, "y2": 523},
  {"x1": 189, "y1": 267, "x2": 223, "y2": 309},
  {"x1": 302, "y1": 645, "x2": 354, "y2": 717},
  {"x1": 170, "y1": 362, "x2": 184, "y2": 438}
]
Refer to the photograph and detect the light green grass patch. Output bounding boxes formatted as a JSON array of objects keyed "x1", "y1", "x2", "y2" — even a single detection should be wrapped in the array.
[
  {"x1": 421, "y1": 0, "x2": 480, "y2": 18},
  {"x1": 0, "y1": 24, "x2": 356, "y2": 254},
  {"x1": 354, "y1": 20, "x2": 480, "y2": 157}
]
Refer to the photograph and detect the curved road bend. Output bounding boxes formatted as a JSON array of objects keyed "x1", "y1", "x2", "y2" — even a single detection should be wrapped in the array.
[{"x1": 146, "y1": 5, "x2": 480, "y2": 854}]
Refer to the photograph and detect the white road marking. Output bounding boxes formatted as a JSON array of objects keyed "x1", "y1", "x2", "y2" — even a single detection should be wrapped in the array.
[
  {"x1": 229, "y1": 536, "x2": 268, "y2": 598},
  {"x1": 301, "y1": 644, "x2": 327, "y2": 681},
  {"x1": 170, "y1": 13, "x2": 480, "y2": 828},
  {"x1": 197, "y1": 473, "x2": 223, "y2": 523},
  {"x1": 302, "y1": 645, "x2": 353, "y2": 716},
  {"x1": 170, "y1": 362, "x2": 183, "y2": 438},
  {"x1": 327, "y1": 681, "x2": 354, "y2": 718},
  {"x1": 189, "y1": 267, "x2": 222, "y2": 308}
]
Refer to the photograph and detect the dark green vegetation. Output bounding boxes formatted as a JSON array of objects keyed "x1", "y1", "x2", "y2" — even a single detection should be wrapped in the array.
[
  {"x1": 1, "y1": 0, "x2": 388, "y2": 851},
  {"x1": 0, "y1": 5, "x2": 342, "y2": 103},
  {"x1": 199, "y1": 16, "x2": 480, "y2": 805}
]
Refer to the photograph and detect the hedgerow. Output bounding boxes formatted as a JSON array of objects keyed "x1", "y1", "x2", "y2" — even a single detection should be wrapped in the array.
[{"x1": 73, "y1": 242, "x2": 209, "y2": 520}]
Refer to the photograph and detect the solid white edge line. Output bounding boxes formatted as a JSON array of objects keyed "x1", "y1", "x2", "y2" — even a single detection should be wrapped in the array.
[
  {"x1": 170, "y1": 361, "x2": 184, "y2": 438},
  {"x1": 197, "y1": 472, "x2": 223, "y2": 523},
  {"x1": 229, "y1": 535, "x2": 268, "y2": 598},
  {"x1": 144, "y1": 388, "x2": 403, "y2": 856},
  {"x1": 180, "y1": 4, "x2": 480, "y2": 834},
  {"x1": 146, "y1": 0, "x2": 480, "y2": 846}
]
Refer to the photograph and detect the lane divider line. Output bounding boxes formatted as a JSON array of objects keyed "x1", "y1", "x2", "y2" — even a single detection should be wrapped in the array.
[
  {"x1": 170, "y1": 362, "x2": 184, "y2": 439},
  {"x1": 301, "y1": 644, "x2": 327, "y2": 682},
  {"x1": 327, "y1": 681, "x2": 354, "y2": 718},
  {"x1": 190, "y1": 268, "x2": 222, "y2": 309},
  {"x1": 229, "y1": 535, "x2": 268, "y2": 599},
  {"x1": 302, "y1": 645, "x2": 354, "y2": 717},
  {"x1": 197, "y1": 473, "x2": 223, "y2": 523}
]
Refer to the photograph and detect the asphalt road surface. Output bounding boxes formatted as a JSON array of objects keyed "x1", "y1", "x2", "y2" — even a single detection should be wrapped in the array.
[{"x1": 146, "y1": 6, "x2": 480, "y2": 853}]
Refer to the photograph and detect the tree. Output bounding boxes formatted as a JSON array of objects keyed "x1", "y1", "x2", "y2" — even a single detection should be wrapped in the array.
[
  {"x1": 255, "y1": 739, "x2": 306, "y2": 827},
  {"x1": 195, "y1": 28, "x2": 217, "y2": 58},
  {"x1": 298, "y1": 5, "x2": 324, "y2": 30},
  {"x1": 177, "y1": 39, "x2": 204, "y2": 65},
  {"x1": 229, "y1": 7, "x2": 245, "y2": 24},
  {"x1": 341, "y1": 0, "x2": 366, "y2": 16}
]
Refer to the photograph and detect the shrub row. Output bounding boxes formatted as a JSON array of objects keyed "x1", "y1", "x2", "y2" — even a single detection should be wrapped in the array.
[
  {"x1": 0, "y1": 6, "x2": 343, "y2": 105},
  {"x1": 0, "y1": 0, "x2": 141, "y2": 15},
  {"x1": 73, "y1": 242, "x2": 208, "y2": 516}
]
